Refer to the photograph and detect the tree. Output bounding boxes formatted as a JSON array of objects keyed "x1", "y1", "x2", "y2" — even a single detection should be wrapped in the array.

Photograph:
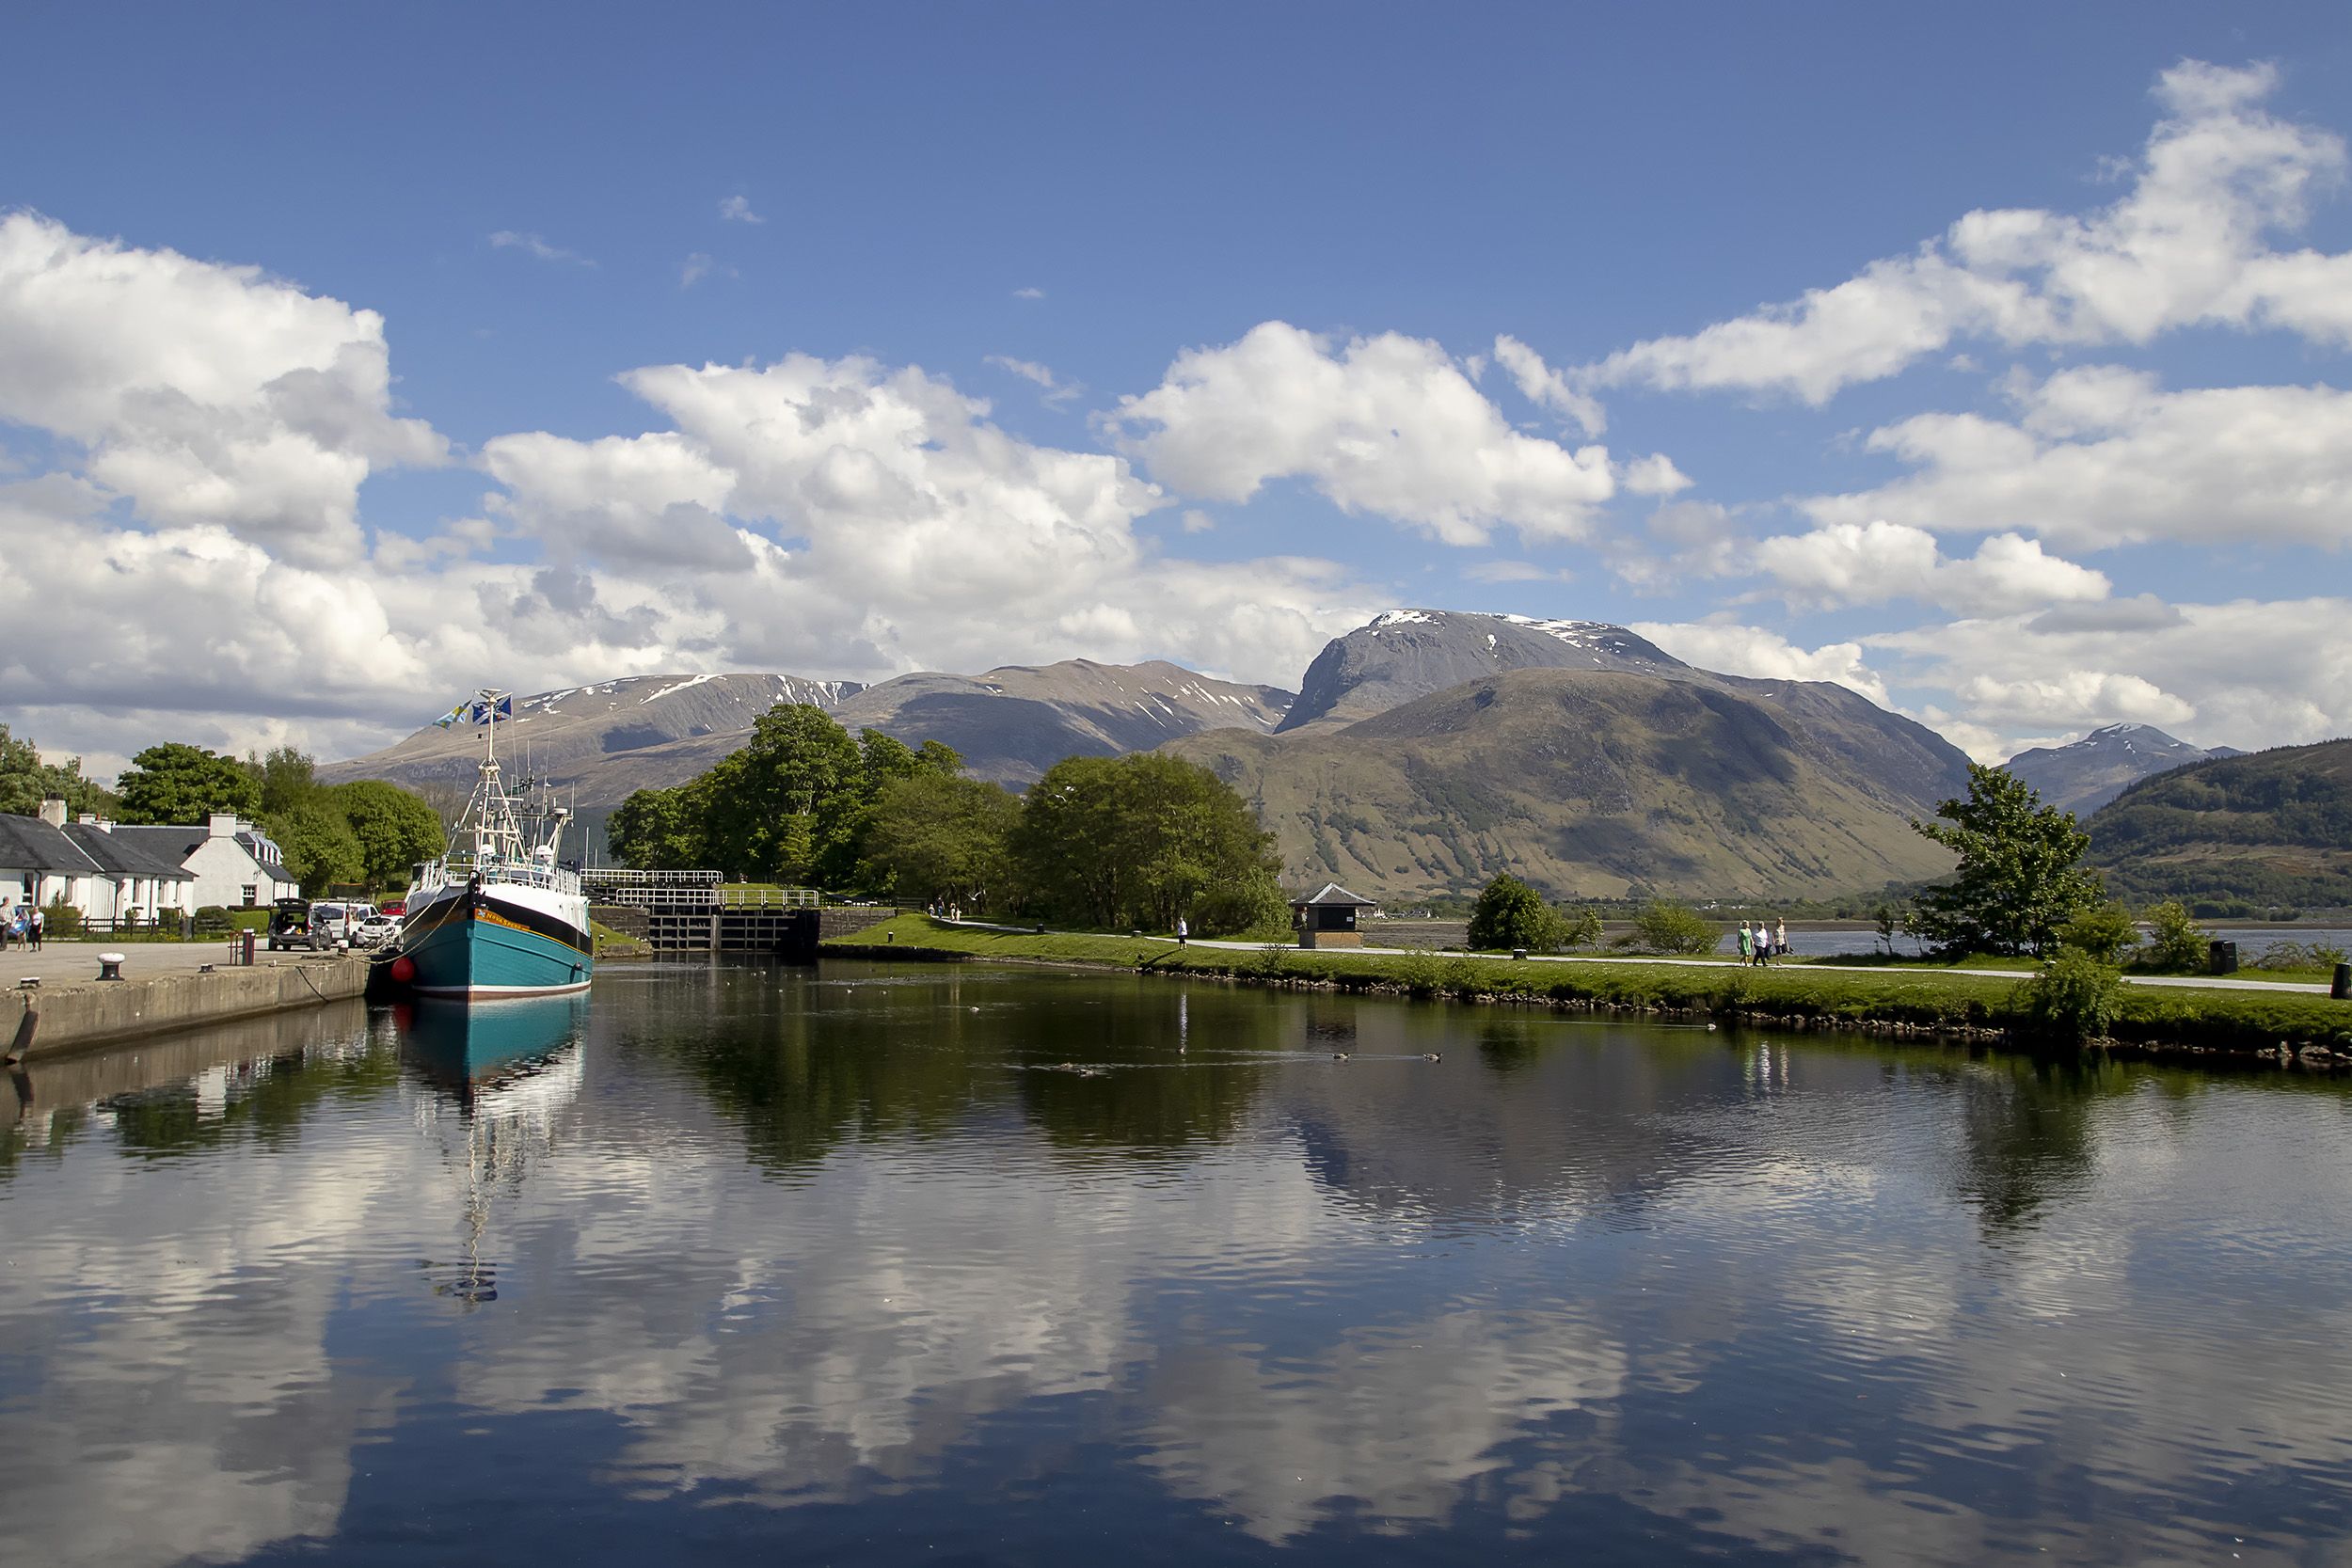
[
  {"x1": 329, "y1": 780, "x2": 446, "y2": 887},
  {"x1": 1908, "y1": 764, "x2": 2103, "y2": 958},
  {"x1": 861, "y1": 772, "x2": 1020, "y2": 908},
  {"x1": 1011, "y1": 753, "x2": 1281, "y2": 932},
  {"x1": 116, "y1": 742, "x2": 261, "y2": 824},
  {"x1": 2141, "y1": 900, "x2": 2209, "y2": 971},
  {"x1": 0, "y1": 724, "x2": 114, "y2": 817},
  {"x1": 2056, "y1": 901, "x2": 2138, "y2": 966},
  {"x1": 254, "y1": 746, "x2": 319, "y2": 817},
  {"x1": 609, "y1": 786, "x2": 702, "y2": 869},
  {"x1": 1872, "y1": 902, "x2": 1904, "y2": 956},
  {"x1": 272, "y1": 800, "x2": 364, "y2": 895},
  {"x1": 1468, "y1": 874, "x2": 1567, "y2": 952},
  {"x1": 695, "y1": 705, "x2": 862, "y2": 880},
  {"x1": 1619, "y1": 901, "x2": 1719, "y2": 956}
]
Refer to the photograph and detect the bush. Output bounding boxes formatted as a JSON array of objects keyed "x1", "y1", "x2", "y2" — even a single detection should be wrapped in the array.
[
  {"x1": 1193, "y1": 869, "x2": 1292, "y2": 940},
  {"x1": 1467, "y1": 874, "x2": 1577, "y2": 952},
  {"x1": 2058, "y1": 901, "x2": 2139, "y2": 965},
  {"x1": 2019, "y1": 950, "x2": 2123, "y2": 1042},
  {"x1": 2251, "y1": 940, "x2": 2350, "y2": 974},
  {"x1": 2139, "y1": 900, "x2": 2207, "y2": 971},
  {"x1": 39, "y1": 895, "x2": 82, "y2": 938},
  {"x1": 1616, "y1": 901, "x2": 1719, "y2": 956}
]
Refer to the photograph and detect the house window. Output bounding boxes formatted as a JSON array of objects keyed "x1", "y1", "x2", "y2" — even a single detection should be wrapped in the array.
[{"x1": 243, "y1": 885, "x2": 258, "y2": 907}]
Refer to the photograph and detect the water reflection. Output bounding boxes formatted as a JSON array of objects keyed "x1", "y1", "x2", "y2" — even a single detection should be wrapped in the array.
[{"x1": 5, "y1": 967, "x2": 2352, "y2": 1564}]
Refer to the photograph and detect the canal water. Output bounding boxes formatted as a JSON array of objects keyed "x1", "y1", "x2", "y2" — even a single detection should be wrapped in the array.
[{"x1": 6, "y1": 963, "x2": 2352, "y2": 1566}]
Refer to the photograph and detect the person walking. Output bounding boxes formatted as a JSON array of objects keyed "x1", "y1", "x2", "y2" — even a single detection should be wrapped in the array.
[
  {"x1": 1736, "y1": 921, "x2": 1754, "y2": 965},
  {"x1": 1176, "y1": 915, "x2": 1188, "y2": 947},
  {"x1": 1772, "y1": 916, "x2": 1788, "y2": 960},
  {"x1": 29, "y1": 906, "x2": 43, "y2": 951}
]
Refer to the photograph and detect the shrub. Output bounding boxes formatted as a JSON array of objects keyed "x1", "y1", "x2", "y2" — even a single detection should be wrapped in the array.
[
  {"x1": 2058, "y1": 902, "x2": 2139, "y2": 965},
  {"x1": 40, "y1": 895, "x2": 82, "y2": 939},
  {"x1": 2139, "y1": 900, "x2": 2207, "y2": 971},
  {"x1": 1616, "y1": 901, "x2": 1719, "y2": 956},
  {"x1": 2019, "y1": 950, "x2": 2123, "y2": 1042}
]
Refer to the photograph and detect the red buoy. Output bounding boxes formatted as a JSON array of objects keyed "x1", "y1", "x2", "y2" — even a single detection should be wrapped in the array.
[{"x1": 389, "y1": 955, "x2": 416, "y2": 983}]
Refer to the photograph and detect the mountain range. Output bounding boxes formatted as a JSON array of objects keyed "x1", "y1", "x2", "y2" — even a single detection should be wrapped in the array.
[
  {"x1": 2001, "y1": 723, "x2": 2244, "y2": 816},
  {"x1": 329, "y1": 608, "x2": 1980, "y2": 899},
  {"x1": 2085, "y1": 738, "x2": 2352, "y2": 911}
]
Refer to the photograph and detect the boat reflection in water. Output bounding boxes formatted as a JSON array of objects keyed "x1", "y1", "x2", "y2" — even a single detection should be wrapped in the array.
[{"x1": 396, "y1": 994, "x2": 589, "y2": 1305}]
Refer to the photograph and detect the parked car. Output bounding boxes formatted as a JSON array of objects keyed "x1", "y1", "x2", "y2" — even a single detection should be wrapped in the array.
[
  {"x1": 379, "y1": 897, "x2": 408, "y2": 918},
  {"x1": 354, "y1": 911, "x2": 400, "y2": 949},
  {"x1": 265, "y1": 898, "x2": 327, "y2": 952},
  {"x1": 309, "y1": 902, "x2": 364, "y2": 945}
]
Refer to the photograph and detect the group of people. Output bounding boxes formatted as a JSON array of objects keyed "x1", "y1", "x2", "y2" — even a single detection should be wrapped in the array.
[
  {"x1": 926, "y1": 899, "x2": 964, "y2": 923},
  {"x1": 0, "y1": 903, "x2": 46, "y2": 950},
  {"x1": 1736, "y1": 917, "x2": 1787, "y2": 966}
]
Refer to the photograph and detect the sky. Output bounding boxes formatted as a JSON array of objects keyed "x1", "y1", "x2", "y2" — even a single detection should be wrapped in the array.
[{"x1": 2, "y1": 0, "x2": 2348, "y2": 777}]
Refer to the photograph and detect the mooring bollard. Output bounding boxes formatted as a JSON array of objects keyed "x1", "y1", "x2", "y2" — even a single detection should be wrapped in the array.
[
  {"x1": 96, "y1": 952, "x2": 127, "y2": 982},
  {"x1": 2333, "y1": 962, "x2": 2350, "y2": 1002}
]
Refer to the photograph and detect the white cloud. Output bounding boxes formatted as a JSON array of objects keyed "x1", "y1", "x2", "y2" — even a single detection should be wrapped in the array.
[
  {"x1": 1808, "y1": 367, "x2": 2352, "y2": 549},
  {"x1": 1491, "y1": 333, "x2": 1606, "y2": 436},
  {"x1": 1180, "y1": 508, "x2": 1216, "y2": 533},
  {"x1": 983, "y1": 354, "x2": 1079, "y2": 406},
  {"x1": 488, "y1": 230, "x2": 595, "y2": 266},
  {"x1": 1868, "y1": 596, "x2": 2352, "y2": 752},
  {"x1": 1012, "y1": 286, "x2": 1044, "y2": 300},
  {"x1": 1105, "y1": 321, "x2": 1619, "y2": 547},
  {"x1": 1462, "y1": 560, "x2": 1574, "y2": 584},
  {"x1": 717, "y1": 194, "x2": 763, "y2": 224},
  {"x1": 0, "y1": 211, "x2": 446, "y2": 565},
  {"x1": 1750, "y1": 519, "x2": 2110, "y2": 614},
  {"x1": 1629, "y1": 618, "x2": 1894, "y2": 706},
  {"x1": 680, "y1": 252, "x2": 715, "y2": 288},
  {"x1": 1581, "y1": 60, "x2": 2352, "y2": 403},
  {"x1": 1616, "y1": 452, "x2": 1693, "y2": 496}
]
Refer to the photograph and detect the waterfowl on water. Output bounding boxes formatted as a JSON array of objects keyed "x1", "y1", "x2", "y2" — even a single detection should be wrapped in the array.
[{"x1": 1423, "y1": 1052, "x2": 1441, "y2": 1061}]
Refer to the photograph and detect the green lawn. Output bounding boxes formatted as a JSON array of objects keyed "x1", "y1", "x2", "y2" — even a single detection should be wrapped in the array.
[{"x1": 826, "y1": 914, "x2": 2352, "y2": 1054}]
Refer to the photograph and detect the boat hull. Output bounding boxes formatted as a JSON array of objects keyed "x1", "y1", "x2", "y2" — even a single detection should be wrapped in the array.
[{"x1": 400, "y1": 882, "x2": 592, "y2": 999}]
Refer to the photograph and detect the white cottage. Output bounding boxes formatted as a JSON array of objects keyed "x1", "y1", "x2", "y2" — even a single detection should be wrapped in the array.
[
  {"x1": 0, "y1": 801, "x2": 191, "y2": 923},
  {"x1": 108, "y1": 814, "x2": 298, "y2": 910}
]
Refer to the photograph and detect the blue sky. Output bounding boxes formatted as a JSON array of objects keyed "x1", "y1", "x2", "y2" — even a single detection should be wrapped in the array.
[{"x1": 3, "y1": 1, "x2": 2348, "y2": 773}]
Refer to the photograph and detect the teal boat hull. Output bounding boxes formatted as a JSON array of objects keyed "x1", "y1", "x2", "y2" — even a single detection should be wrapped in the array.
[{"x1": 401, "y1": 886, "x2": 592, "y2": 998}]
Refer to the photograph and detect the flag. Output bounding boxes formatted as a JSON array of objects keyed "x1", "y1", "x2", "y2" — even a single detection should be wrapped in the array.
[
  {"x1": 472, "y1": 695, "x2": 513, "y2": 724},
  {"x1": 432, "y1": 700, "x2": 469, "y2": 730}
]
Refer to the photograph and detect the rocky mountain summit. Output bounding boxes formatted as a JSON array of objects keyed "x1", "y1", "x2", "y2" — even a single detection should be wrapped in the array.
[
  {"x1": 2002, "y1": 723, "x2": 2228, "y2": 816},
  {"x1": 1279, "y1": 610, "x2": 1685, "y2": 732}
]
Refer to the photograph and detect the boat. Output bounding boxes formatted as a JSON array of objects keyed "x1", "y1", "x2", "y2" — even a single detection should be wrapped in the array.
[{"x1": 392, "y1": 689, "x2": 593, "y2": 999}]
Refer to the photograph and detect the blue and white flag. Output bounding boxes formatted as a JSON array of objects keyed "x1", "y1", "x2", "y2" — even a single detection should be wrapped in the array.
[
  {"x1": 471, "y1": 695, "x2": 514, "y2": 725},
  {"x1": 431, "y1": 700, "x2": 470, "y2": 730}
]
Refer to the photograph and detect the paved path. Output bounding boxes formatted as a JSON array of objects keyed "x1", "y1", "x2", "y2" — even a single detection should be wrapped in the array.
[
  {"x1": 934, "y1": 922, "x2": 2335, "y2": 997},
  {"x1": 0, "y1": 939, "x2": 347, "y2": 989}
]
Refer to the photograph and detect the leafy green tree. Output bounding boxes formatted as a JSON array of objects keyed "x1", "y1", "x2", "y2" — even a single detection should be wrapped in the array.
[
  {"x1": 696, "y1": 705, "x2": 862, "y2": 881},
  {"x1": 1619, "y1": 901, "x2": 1719, "y2": 956},
  {"x1": 272, "y1": 800, "x2": 365, "y2": 895},
  {"x1": 2020, "y1": 950, "x2": 2123, "y2": 1042},
  {"x1": 116, "y1": 742, "x2": 261, "y2": 824},
  {"x1": 0, "y1": 724, "x2": 114, "y2": 817},
  {"x1": 1012, "y1": 753, "x2": 1280, "y2": 932},
  {"x1": 253, "y1": 746, "x2": 320, "y2": 817},
  {"x1": 1468, "y1": 874, "x2": 1566, "y2": 951},
  {"x1": 1909, "y1": 763, "x2": 2103, "y2": 957},
  {"x1": 609, "y1": 786, "x2": 702, "y2": 869},
  {"x1": 2141, "y1": 900, "x2": 2209, "y2": 971},
  {"x1": 328, "y1": 780, "x2": 446, "y2": 887},
  {"x1": 861, "y1": 772, "x2": 1021, "y2": 907},
  {"x1": 1872, "y1": 901, "x2": 1905, "y2": 955},
  {"x1": 2057, "y1": 901, "x2": 2138, "y2": 965}
]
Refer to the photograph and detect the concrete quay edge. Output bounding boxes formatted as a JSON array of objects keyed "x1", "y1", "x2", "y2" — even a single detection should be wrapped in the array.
[{"x1": 3, "y1": 957, "x2": 373, "y2": 1064}]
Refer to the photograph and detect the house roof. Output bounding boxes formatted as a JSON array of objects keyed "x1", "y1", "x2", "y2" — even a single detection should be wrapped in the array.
[
  {"x1": 0, "y1": 812, "x2": 104, "y2": 876},
  {"x1": 1292, "y1": 881, "x2": 1377, "y2": 909},
  {"x1": 110, "y1": 822, "x2": 285, "y2": 871},
  {"x1": 64, "y1": 824, "x2": 196, "y2": 880}
]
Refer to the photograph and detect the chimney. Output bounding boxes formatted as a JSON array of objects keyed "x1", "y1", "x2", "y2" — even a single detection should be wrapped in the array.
[
  {"x1": 38, "y1": 799, "x2": 67, "y2": 827},
  {"x1": 208, "y1": 813, "x2": 238, "y2": 838}
]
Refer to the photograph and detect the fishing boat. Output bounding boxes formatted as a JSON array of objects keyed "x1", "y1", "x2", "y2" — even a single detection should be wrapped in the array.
[{"x1": 391, "y1": 689, "x2": 592, "y2": 999}]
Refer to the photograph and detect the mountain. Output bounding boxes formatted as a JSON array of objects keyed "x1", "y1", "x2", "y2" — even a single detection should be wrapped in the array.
[
  {"x1": 320, "y1": 673, "x2": 861, "y2": 800},
  {"x1": 2003, "y1": 723, "x2": 2224, "y2": 816},
  {"x1": 832, "y1": 659, "x2": 1291, "y2": 788},
  {"x1": 1165, "y1": 665, "x2": 1970, "y2": 901},
  {"x1": 2086, "y1": 738, "x2": 2352, "y2": 910},
  {"x1": 326, "y1": 661, "x2": 1292, "y2": 833},
  {"x1": 1279, "y1": 609, "x2": 1687, "y2": 732}
]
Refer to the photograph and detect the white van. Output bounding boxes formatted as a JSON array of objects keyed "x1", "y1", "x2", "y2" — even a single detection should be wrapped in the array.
[{"x1": 310, "y1": 902, "x2": 361, "y2": 945}]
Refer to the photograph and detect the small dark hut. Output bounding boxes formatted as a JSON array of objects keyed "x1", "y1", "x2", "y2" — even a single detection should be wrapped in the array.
[{"x1": 1290, "y1": 882, "x2": 1378, "y2": 949}]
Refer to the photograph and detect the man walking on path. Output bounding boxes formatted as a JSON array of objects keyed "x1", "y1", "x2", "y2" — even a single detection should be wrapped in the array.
[{"x1": 1176, "y1": 915, "x2": 1188, "y2": 947}]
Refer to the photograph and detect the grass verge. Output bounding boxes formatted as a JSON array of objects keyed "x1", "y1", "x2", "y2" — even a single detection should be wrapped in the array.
[{"x1": 828, "y1": 915, "x2": 2352, "y2": 1056}]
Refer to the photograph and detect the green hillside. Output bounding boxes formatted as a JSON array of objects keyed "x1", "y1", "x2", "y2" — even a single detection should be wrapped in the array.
[
  {"x1": 1164, "y1": 668, "x2": 1960, "y2": 901},
  {"x1": 2086, "y1": 737, "x2": 2352, "y2": 909}
]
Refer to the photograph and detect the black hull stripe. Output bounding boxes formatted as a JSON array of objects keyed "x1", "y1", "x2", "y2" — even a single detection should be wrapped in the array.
[{"x1": 407, "y1": 886, "x2": 590, "y2": 958}]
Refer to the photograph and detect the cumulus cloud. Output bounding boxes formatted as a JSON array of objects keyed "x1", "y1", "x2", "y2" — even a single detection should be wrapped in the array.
[
  {"x1": 1868, "y1": 596, "x2": 2352, "y2": 752},
  {"x1": 1581, "y1": 60, "x2": 2352, "y2": 404},
  {"x1": 1012, "y1": 286, "x2": 1044, "y2": 300},
  {"x1": 1751, "y1": 520, "x2": 2110, "y2": 614},
  {"x1": 0, "y1": 211, "x2": 446, "y2": 564},
  {"x1": 1491, "y1": 333, "x2": 1606, "y2": 436},
  {"x1": 717, "y1": 194, "x2": 763, "y2": 224},
  {"x1": 1105, "y1": 321, "x2": 1619, "y2": 546},
  {"x1": 1807, "y1": 367, "x2": 2352, "y2": 549},
  {"x1": 1629, "y1": 619, "x2": 1894, "y2": 706},
  {"x1": 488, "y1": 230, "x2": 595, "y2": 266}
]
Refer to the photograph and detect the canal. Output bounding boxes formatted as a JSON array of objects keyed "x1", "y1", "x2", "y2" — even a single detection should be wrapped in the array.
[{"x1": 5, "y1": 960, "x2": 2351, "y2": 1565}]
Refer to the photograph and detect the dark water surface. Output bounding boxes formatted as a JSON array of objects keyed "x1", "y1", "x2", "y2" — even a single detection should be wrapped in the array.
[{"x1": 7, "y1": 963, "x2": 2352, "y2": 1566}]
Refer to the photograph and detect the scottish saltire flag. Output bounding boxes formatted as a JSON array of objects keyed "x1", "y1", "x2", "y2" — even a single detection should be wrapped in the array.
[
  {"x1": 471, "y1": 694, "x2": 514, "y2": 724},
  {"x1": 432, "y1": 699, "x2": 470, "y2": 730}
]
